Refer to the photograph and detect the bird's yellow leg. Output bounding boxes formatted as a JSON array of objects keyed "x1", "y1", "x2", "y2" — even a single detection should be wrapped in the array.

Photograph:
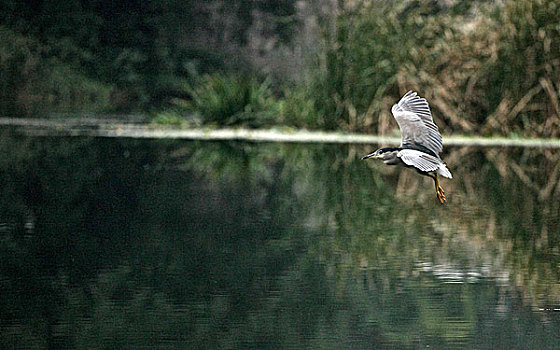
[{"x1": 433, "y1": 174, "x2": 446, "y2": 203}]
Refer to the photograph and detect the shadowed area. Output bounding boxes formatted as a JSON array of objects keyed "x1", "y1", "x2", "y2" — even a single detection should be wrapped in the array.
[{"x1": 0, "y1": 132, "x2": 559, "y2": 349}]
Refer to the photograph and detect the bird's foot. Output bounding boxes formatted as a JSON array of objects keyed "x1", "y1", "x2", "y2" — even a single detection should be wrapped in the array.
[{"x1": 436, "y1": 186, "x2": 446, "y2": 204}]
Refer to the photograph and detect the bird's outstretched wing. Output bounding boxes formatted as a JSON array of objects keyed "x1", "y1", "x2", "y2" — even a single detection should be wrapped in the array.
[{"x1": 391, "y1": 91, "x2": 443, "y2": 156}]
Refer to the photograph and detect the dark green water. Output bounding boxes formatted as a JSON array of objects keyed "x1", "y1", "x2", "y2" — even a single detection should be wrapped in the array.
[{"x1": 0, "y1": 133, "x2": 559, "y2": 349}]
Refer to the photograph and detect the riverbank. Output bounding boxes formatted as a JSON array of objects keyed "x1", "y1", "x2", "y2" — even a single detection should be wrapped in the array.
[
  {"x1": 4, "y1": 1, "x2": 560, "y2": 140},
  {"x1": 2, "y1": 117, "x2": 560, "y2": 148}
]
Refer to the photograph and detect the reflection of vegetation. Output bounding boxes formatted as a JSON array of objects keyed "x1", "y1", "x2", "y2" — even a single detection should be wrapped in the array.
[
  {"x1": 0, "y1": 135, "x2": 559, "y2": 348},
  {"x1": 353, "y1": 145, "x2": 560, "y2": 306}
]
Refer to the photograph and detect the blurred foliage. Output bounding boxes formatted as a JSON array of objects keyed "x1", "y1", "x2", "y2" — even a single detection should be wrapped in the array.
[
  {"x1": 302, "y1": 0, "x2": 560, "y2": 136},
  {"x1": 0, "y1": 0, "x2": 298, "y2": 115},
  {"x1": 177, "y1": 0, "x2": 560, "y2": 137},
  {"x1": 2, "y1": 0, "x2": 560, "y2": 137},
  {"x1": 278, "y1": 83, "x2": 323, "y2": 129},
  {"x1": 149, "y1": 111, "x2": 188, "y2": 127},
  {"x1": 481, "y1": 0, "x2": 560, "y2": 137},
  {"x1": 180, "y1": 74, "x2": 280, "y2": 127},
  {"x1": 0, "y1": 27, "x2": 112, "y2": 117},
  {"x1": 0, "y1": 134, "x2": 559, "y2": 348}
]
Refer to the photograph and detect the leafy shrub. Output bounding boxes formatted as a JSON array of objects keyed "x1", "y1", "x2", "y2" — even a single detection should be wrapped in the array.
[{"x1": 184, "y1": 73, "x2": 280, "y2": 127}]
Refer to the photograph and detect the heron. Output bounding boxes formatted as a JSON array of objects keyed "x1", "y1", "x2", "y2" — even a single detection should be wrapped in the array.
[{"x1": 361, "y1": 91, "x2": 452, "y2": 203}]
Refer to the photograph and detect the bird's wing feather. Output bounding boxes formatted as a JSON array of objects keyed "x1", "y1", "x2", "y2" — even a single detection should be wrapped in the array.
[
  {"x1": 438, "y1": 164, "x2": 453, "y2": 179},
  {"x1": 397, "y1": 149, "x2": 453, "y2": 179},
  {"x1": 391, "y1": 91, "x2": 443, "y2": 155}
]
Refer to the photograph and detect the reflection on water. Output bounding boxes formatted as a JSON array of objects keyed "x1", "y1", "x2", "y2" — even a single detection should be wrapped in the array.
[{"x1": 0, "y1": 132, "x2": 559, "y2": 349}]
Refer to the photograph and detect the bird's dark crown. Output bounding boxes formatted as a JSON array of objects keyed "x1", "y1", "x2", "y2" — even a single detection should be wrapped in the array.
[
  {"x1": 376, "y1": 147, "x2": 401, "y2": 154},
  {"x1": 361, "y1": 147, "x2": 402, "y2": 160}
]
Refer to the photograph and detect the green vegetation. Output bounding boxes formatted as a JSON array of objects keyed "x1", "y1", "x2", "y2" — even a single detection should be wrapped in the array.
[
  {"x1": 2, "y1": 0, "x2": 560, "y2": 137},
  {"x1": 182, "y1": 73, "x2": 279, "y2": 127},
  {"x1": 290, "y1": 0, "x2": 560, "y2": 137},
  {"x1": 0, "y1": 27, "x2": 112, "y2": 117},
  {"x1": 1, "y1": 0, "x2": 297, "y2": 117}
]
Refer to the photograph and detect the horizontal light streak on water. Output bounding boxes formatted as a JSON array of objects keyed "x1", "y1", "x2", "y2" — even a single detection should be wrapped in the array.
[{"x1": 2, "y1": 118, "x2": 560, "y2": 148}]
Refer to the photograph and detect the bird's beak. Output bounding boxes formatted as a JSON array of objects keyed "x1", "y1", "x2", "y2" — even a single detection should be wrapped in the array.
[{"x1": 361, "y1": 152, "x2": 378, "y2": 160}]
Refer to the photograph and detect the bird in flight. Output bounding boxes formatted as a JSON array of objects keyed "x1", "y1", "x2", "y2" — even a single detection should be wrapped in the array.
[{"x1": 361, "y1": 91, "x2": 452, "y2": 203}]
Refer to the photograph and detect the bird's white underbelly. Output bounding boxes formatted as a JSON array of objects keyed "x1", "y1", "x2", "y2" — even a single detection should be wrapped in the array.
[{"x1": 397, "y1": 149, "x2": 453, "y2": 178}]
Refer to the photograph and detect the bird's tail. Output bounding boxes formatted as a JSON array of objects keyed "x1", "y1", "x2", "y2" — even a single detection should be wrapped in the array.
[{"x1": 437, "y1": 163, "x2": 453, "y2": 179}]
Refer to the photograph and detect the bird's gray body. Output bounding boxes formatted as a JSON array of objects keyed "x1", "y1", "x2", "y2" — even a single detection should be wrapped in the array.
[{"x1": 362, "y1": 91, "x2": 452, "y2": 179}]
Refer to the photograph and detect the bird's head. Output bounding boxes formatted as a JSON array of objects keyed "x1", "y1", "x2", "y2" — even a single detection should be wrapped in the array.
[{"x1": 361, "y1": 147, "x2": 398, "y2": 161}]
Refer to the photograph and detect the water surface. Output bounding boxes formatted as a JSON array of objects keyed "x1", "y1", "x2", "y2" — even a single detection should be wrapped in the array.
[{"x1": 0, "y1": 133, "x2": 559, "y2": 349}]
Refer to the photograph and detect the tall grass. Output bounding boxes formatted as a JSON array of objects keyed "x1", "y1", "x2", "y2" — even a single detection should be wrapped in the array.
[
  {"x1": 303, "y1": 0, "x2": 560, "y2": 137},
  {"x1": 182, "y1": 0, "x2": 560, "y2": 137},
  {"x1": 482, "y1": 0, "x2": 560, "y2": 137}
]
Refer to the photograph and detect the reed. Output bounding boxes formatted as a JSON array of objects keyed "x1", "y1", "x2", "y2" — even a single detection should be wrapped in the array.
[{"x1": 299, "y1": 0, "x2": 560, "y2": 137}]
